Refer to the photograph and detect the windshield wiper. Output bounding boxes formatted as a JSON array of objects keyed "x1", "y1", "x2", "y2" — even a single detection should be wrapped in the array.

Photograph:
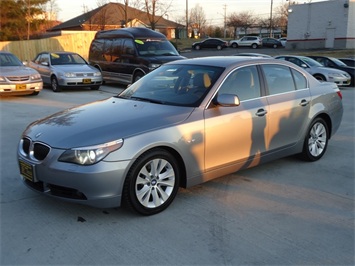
[{"x1": 130, "y1": 96, "x2": 164, "y2": 104}]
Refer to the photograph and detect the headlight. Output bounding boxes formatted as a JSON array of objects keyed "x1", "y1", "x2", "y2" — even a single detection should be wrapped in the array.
[
  {"x1": 64, "y1": 72, "x2": 76, "y2": 78},
  {"x1": 94, "y1": 72, "x2": 102, "y2": 77},
  {"x1": 148, "y1": 63, "x2": 161, "y2": 71},
  {"x1": 59, "y1": 139, "x2": 123, "y2": 165},
  {"x1": 328, "y1": 73, "x2": 343, "y2": 78},
  {"x1": 0, "y1": 76, "x2": 5, "y2": 82},
  {"x1": 30, "y1": 73, "x2": 41, "y2": 80}
]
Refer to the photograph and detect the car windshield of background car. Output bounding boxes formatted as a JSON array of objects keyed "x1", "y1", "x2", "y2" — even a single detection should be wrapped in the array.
[
  {"x1": 0, "y1": 53, "x2": 23, "y2": 67},
  {"x1": 301, "y1": 57, "x2": 323, "y2": 67},
  {"x1": 135, "y1": 40, "x2": 179, "y2": 56},
  {"x1": 119, "y1": 64, "x2": 224, "y2": 107}
]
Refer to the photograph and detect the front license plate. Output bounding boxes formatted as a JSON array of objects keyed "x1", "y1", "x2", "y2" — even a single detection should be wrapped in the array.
[
  {"x1": 16, "y1": 84, "x2": 26, "y2": 90},
  {"x1": 19, "y1": 160, "x2": 34, "y2": 182},
  {"x1": 83, "y1": 78, "x2": 91, "y2": 84}
]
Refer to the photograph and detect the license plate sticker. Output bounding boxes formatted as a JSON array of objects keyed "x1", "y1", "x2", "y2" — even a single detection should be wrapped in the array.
[
  {"x1": 16, "y1": 84, "x2": 26, "y2": 90},
  {"x1": 19, "y1": 160, "x2": 34, "y2": 182},
  {"x1": 83, "y1": 78, "x2": 91, "y2": 84}
]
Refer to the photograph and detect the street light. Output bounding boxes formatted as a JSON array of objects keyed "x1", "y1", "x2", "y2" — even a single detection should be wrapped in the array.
[{"x1": 269, "y1": 0, "x2": 273, "y2": 37}]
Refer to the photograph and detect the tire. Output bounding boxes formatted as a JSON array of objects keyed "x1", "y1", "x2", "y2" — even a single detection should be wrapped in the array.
[
  {"x1": 123, "y1": 149, "x2": 180, "y2": 215},
  {"x1": 273, "y1": 44, "x2": 277, "y2": 48},
  {"x1": 313, "y1": 74, "x2": 326, "y2": 81},
  {"x1": 90, "y1": 85, "x2": 100, "y2": 90},
  {"x1": 195, "y1": 45, "x2": 201, "y2": 50},
  {"x1": 51, "y1": 76, "x2": 62, "y2": 92},
  {"x1": 251, "y1": 43, "x2": 258, "y2": 49},
  {"x1": 217, "y1": 45, "x2": 222, "y2": 50},
  {"x1": 231, "y1": 43, "x2": 238, "y2": 48},
  {"x1": 300, "y1": 118, "x2": 329, "y2": 161},
  {"x1": 31, "y1": 91, "x2": 39, "y2": 96},
  {"x1": 133, "y1": 72, "x2": 144, "y2": 83}
]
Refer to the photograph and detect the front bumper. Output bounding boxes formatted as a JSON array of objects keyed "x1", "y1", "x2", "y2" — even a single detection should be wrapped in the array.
[
  {"x1": 0, "y1": 82, "x2": 43, "y2": 95},
  {"x1": 18, "y1": 144, "x2": 130, "y2": 208},
  {"x1": 58, "y1": 77, "x2": 102, "y2": 87}
]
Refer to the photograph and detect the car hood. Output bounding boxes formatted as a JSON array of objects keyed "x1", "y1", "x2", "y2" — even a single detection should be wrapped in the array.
[
  {"x1": 1, "y1": 66, "x2": 38, "y2": 76},
  {"x1": 23, "y1": 97, "x2": 194, "y2": 149},
  {"x1": 52, "y1": 64, "x2": 98, "y2": 72}
]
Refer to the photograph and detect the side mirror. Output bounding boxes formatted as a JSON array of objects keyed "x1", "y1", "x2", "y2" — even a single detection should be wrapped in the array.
[
  {"x1": 301, "y1": 63, "x2": 308, "y2": 68},
  {"x1": 216, "y1": 94, "x2": 240, "y2": 107}
]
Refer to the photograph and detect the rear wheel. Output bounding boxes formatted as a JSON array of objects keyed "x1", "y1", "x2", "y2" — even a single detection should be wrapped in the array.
[
  {"x1": 217, "y1": 45, "x2": 222, "y2": 50},
  {"x1": 313, "y1": 74, "x2": 326, "y2": 81},
  {"x1": 300, "y1": 118, "x2": 329, "y2": 161},
  {"x1": 273, "y1": 44, "x2": 278, "y2": 48},
  {"x1": 251, "y1": 43, "x2": 258, "y2": 49},
  {"x1": 51, "y1": 76, "x2": 62, "y2": 92},
  {"x1": 123, "y1": 149, "x2": 180, "y2": 215},
  {"x1": 133, "y1": 72, "x2": 144, "y2": 83}
]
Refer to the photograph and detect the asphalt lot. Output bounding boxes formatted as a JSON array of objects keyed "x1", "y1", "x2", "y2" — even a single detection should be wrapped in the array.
[{"x1": 0, "y1": 55, "x2": 354, "y2": 265}]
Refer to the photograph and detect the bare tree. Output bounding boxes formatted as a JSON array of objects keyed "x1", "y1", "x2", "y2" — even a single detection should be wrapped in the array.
[
  {"x1": 142, "y1": 0, "x2": 173, "y2": 30},
  {"x1": 189, "y1": 3, "x2": 206, "y2": 38},
  {"x1": 227, "y1": 11, "x2": 256, "y2": 38}
]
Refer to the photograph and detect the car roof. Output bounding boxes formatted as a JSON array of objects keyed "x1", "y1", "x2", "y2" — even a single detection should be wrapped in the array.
[
  {"x1": 94, "y1": 27, "x2": 166, "y2": 40},
  {"x1": 165, "y1": 56, "x2": 285, "y2": 68}
]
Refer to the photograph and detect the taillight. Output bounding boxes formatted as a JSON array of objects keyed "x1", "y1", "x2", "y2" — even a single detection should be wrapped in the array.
[{"x1": 337, "y1": 91, "x2": 342, "y2": 99}]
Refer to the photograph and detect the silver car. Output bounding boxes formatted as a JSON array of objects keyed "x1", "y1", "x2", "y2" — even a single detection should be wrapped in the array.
[
  {"x1": 275, "y1": 55, "x2": 351, "y2": 86},
  {"x1": 18, "y1": 57, "x2": 343, "y2": 215},
  {"x1": 229, "y1": 36, "x2": 262, "y2": 49},
  {"x1": 29, "y1": 51, "x2": 102, "y2": 92},
  {"x1": 0, "y1": 51, "x2": 42, "y2": 96}
]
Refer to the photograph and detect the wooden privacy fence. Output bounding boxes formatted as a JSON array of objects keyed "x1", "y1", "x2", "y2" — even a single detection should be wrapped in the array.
[{"x1": 0, "y1": 31, "x2": 97, "y2": 62}]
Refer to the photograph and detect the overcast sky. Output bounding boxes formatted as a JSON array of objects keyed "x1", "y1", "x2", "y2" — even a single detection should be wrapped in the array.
[{"x1": 56, "y1": 0, "x2": 326, "y2": 26}]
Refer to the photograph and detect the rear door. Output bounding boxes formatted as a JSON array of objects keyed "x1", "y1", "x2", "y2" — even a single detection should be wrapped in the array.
[{"x1": 260, "y1": 64, "x2": 311, "y2": 151}]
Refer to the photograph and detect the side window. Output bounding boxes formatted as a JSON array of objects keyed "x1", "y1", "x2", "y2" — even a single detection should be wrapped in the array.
[
  {"x1": 291, "y1": 69, "x2": 308, "y2": 90},
  {"x1": 103, "y1": 40, "x2": 112, "y2": 62},
  {"x1": 90, "y1": 39, "x2": 105, "y2": 60},
  {"x1": 262, "y1": 64, "x2": 296, "y2": 95},
  {"x1": 111, "y1": 39, "x2": 122, "y2": 58},
  {"x1": 40, "y1": 54, "x2": 49, "y2": 64},
  {"x1": 219, "y1": 65, "x2": 261, "y2": 101},
  {"x1": 122, "y1": 39, "x2": 135, "y2": 55}
]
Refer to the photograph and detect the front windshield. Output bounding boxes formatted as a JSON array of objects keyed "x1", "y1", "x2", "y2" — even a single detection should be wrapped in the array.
[
  {"x1": 0, "y1": 53, "x2": 23, "y2": 67},
  {"x1": 50, "y1": 53, "x2": 87, "y2": 65},
  {"x1": 330, "y1": 57, "x2": 347, "y2": 66},
  {"x1": 119, "y1": 64, "x2": 224, "y2": 107},
  {"x1": 135, "y1": 39, "x2": 180, "y2": 56},
  {"x1": 300, "y1": 56, "x2": 323, "y2": 67}
]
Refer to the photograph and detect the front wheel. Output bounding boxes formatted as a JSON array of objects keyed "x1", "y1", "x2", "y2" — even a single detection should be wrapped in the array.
[
  {"x1": 300, "y1": 118, "x2": 329, "y2": 161},
  {"x1": 123, "y1": 149, "x2": 180, "y2": 215},
  {"x1": 51, "y1": 76, "x2": 62, "y2": 92},
  {"x1": 313, "y1": 74, "x2": 326, "y2": 81},
  {"x1": 231, "y1": 43, "x2": 238, "y2": 48},
  {"x1": 217, "y1": 45, "x2": 222, "y2": 50},
  {"x1": 195, "y1": 45, "x2": 201, "y2": 50},
  {"x1": 133, "y1": 72, "x2": 144, "y2": 83}
]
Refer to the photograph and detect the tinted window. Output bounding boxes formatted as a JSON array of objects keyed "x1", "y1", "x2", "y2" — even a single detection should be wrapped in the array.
[
  {"x1": 122, "y1": 39, "x2": 135, "y2": 55},
  {"x1": 262, "y1": 64, "x2": 296, "y2": 95},
  {"x1": 219, "y1": 65, "x2": 261, "y2": 101},
  {"x1": 111, "y1": 39, "x2": 123, "y2": 57},
  {"x1": 90, "y1": 39, "x2": 105, "y2": 60}
]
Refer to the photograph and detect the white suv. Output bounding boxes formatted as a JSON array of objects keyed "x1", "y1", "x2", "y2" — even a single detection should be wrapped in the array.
[{"x1": 229, "y1": 36, "x2": 262, "y2": 49}]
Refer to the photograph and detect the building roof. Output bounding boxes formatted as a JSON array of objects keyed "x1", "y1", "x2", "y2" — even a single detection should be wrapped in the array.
[{"x1": 48, "y1": 2, "x2": 184, "y2": 32}]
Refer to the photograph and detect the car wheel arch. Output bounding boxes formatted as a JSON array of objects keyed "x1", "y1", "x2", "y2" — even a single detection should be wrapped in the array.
[{"x1": 313, "y1": 73, "x2": 326, "y2": 81}]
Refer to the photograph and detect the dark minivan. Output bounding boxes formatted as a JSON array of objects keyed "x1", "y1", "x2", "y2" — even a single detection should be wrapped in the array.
[{"x1": 89, "y1": 27, "x2": 186, "y2": 85}]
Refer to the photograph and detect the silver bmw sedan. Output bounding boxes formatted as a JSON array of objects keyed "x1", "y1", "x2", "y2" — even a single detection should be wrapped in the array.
[{"x1": 18, "y1": 57, "x2": 343, "y2": 215}]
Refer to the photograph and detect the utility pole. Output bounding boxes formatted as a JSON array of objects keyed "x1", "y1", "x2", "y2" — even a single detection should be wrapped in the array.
[
  {"x1": 223, "y1": 4, "x2": 227, "y2": 38},
  {"x1": 186, "y1": 0, "x2": 188, "y2": 38},
  {"x1": 269, "y1": 0, "x2": 273, "y2": 37}
]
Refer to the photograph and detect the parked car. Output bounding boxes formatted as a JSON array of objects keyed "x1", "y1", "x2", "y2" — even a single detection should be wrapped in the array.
[
  {"x1": 308, "y1": 56, "x2": 355, "y2": 86},
  {"x1": 233, "y1": 53, "x2": 272, "y2": 58},
  {"x1": 278, "y1": 37, "x2": 287, "y2": 47},
  {"x1": 192, "y1": 38, "x2": 228, "y2": 50},
  {"x1": 29, "y1": 51, "x2": 102, "y2": 92},
  {"x1": 338, "y1": 58, "x2": 355, "y2": 67},
  {"x1": 229, "y1": 36, "x2": 262, "y2": 49},
  {"x1": 0, "y1": 51, "x2": 42, "y2": 96},
  {"x1": 262, "y1": 38, "x2": 283, "y2": 48},
  {"x1": 18, "y1": 57, "x2": 343, "y2": 215},
  {"x1": 89, "y1": 27, "x2": 185, "y2": 85},
  {"x1": 275, "y1": 55, "x2": 351, "y2": 86}
]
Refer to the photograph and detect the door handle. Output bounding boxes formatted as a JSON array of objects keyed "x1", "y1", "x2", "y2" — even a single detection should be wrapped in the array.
[
  {"x1": 256, "y1": 109, "x2": 267, "y2": 117},
  {"x1": 299, "y1": 99, "x2": 309, "y2": 106}
]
